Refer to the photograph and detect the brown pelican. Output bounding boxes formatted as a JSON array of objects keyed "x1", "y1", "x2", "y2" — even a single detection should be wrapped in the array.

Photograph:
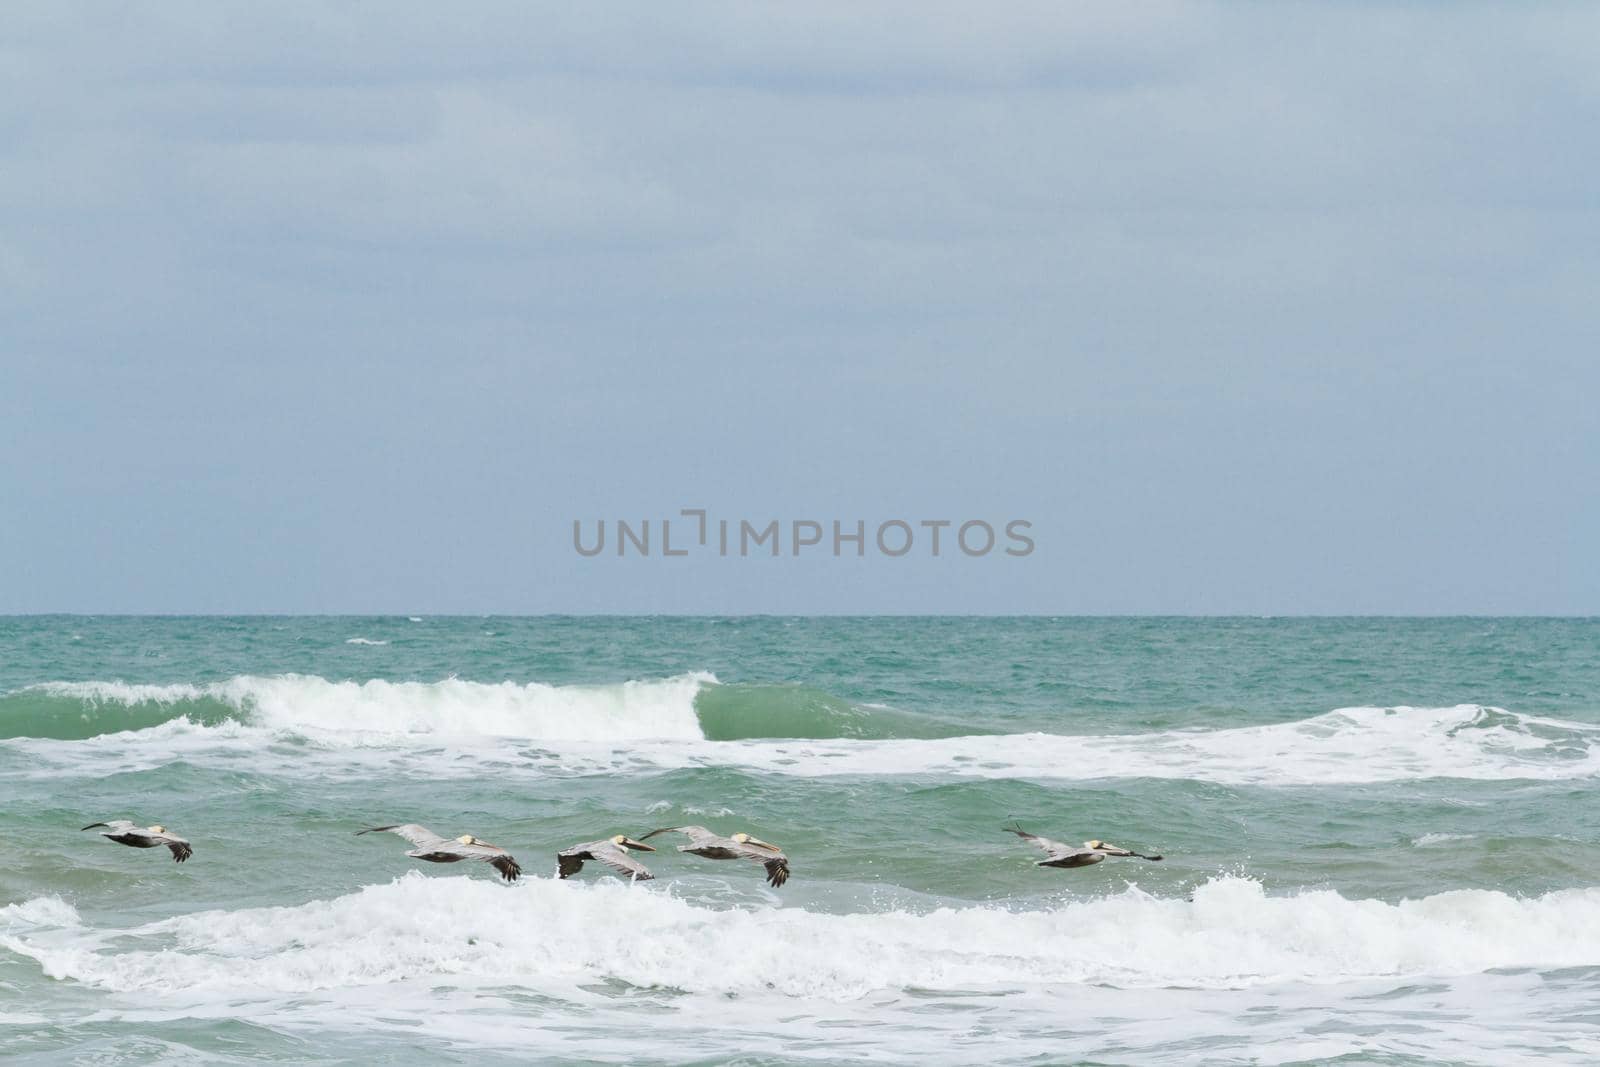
[
  {"x1": 356, "y1": 823, "x2": 522, "y2": 882},
  {"x1": 557, "y1": 835, "x2": 656, "y2": 882},
  {"x1": 81, "y1": 820, "x2": 192, "y2": 862},
  {"x1": 641, "y1": 826, "x2": 790, "y2": 887},
  {"x1": 1005, "y1": 825, "x2": 1162, "y2": 868}
]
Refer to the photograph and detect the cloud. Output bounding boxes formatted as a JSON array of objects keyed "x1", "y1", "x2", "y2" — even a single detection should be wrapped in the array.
[{"x1": 2, "y1": 3, "x2": 1597, "y2": 611}]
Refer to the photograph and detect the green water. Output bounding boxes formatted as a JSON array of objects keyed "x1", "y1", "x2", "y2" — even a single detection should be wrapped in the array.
[{"x1": 2, "y1": 617, "x2": 1598, "y2": 1064}]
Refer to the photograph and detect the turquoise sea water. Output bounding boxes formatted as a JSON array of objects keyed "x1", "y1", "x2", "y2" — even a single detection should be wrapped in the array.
[{"x1": 2, "y1": 616, "x2": 1598, "y2": 1064}]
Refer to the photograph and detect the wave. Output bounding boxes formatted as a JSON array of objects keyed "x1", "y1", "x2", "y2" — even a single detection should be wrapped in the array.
[
  {"x1": 8, "y1": 874, "x2": 1600, "y2": 999},
  {"x1": 694, "y1": 682, "x2": 959, "y2": 740},
  {"x1": 0, "y1": 673, "x2": 958, "y2": 744},
  {"x1": 3, "y1": 677, "x2": 1597, "y2": 784},
  {"x1": 689, "y1": 703, "x2": 1600, "y2": 785},
  {"x1": 1, "y1": 674, "x2": 714, "y2": 742}
]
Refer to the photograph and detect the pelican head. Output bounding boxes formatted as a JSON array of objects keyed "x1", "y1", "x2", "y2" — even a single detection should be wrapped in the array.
[
  {"x1": 733, "y1": 831, "x2": 780, "y2": 851},
  {"x1": 457, "y1": 834, "x2": 477, "y2": 845},
  {"x1": 149, "y1": 825, "x2": 166, "y2": 834},
  {"x1": 612, "y1": 834, "x2": 655, "y2": 852}
]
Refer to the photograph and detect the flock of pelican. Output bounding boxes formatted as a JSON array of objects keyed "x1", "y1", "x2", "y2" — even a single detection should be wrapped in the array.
[{"x1": 81, "y1": 819, "x2": 1163, "y2": 885}]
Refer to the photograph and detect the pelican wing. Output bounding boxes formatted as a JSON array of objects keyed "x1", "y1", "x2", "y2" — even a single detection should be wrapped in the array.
[
  {"x1": 729, "y1": 839, "x2": 788, "y2": 876},
  {"x1": 152, "y1": 830, "x2": 193, "y2": 863},
  {"x1": 82, "y1": 820, "x2": 138, "y2": 834},
  {"x1": 641, "y1": 826, "x2": 715, "y2": 846},
  {"x1": 1005, "y1": 825, "x2": 1075, "y2": 858},
  {"x1": 592, "y1": 840, "x2": 655, "y2": 881},
  {"x1": 357, "y1": 823, "x2": 451, "y2": 850},
  {"x1": 457, "y1": 840, "x2": 522, "y2": 881},
  {"x1": 557, "y1": 840, "x2": 655, "y2": 881},
  {"x1": 759, "y1": 856, "x2": 790, "y2": 887},
  {"x1": 1042, "y1": 846, "x2": 1103, "y2": 866}
]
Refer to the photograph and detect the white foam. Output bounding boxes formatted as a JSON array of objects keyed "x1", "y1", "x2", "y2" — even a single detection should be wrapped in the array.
[
  {"x1": 0, "y1": 896, "x2": 81, "y2": 930},
  {"x1": 8, "y1": 874, "x2": 1600, "y2": 1000},
  {"x1": 666, "y1": 704, "x2": 1600, "y2": 785},
  {"x1": 31, "y1": 681, "x2": 210, "y2": 705},
  {"x1": 25, "y1": 673, "x2": 716, "y2": 743},
  {"x1": 9, "y1": 878, "x2": 1600, "y2": 1063},
  {"x1": 6, "y1": 694, "x2": 1598, "y2": 786},
  {"x1": 344, "y1": 638, "x2": 388, "y2": 646}
]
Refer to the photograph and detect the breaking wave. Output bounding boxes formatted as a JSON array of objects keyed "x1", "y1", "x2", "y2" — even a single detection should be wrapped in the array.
[
  {"x1": 8, "y1": 874, "x2": 1600, "y2": 998},
  {"x1": 3, "y1": 677, "x2": 1598, "y2": 784},
  {"x1": 0, "y1": 674, "x2": 715, "y2": 742}
]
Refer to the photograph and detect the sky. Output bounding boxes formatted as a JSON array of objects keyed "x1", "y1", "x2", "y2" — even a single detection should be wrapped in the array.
[{"x1": 1, "y1": 3, "x2": 1596, "y2": 614}]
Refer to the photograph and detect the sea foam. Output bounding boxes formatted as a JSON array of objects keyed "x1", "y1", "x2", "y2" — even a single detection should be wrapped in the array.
[
  {"x1": 5, "y1": 679, "x2": 1599, "y2": 785},
  {"x1": 19, "y1": 673, "x2": 713, "y2": 742},
  {"x1": 8, "y1": 874, "x2": 1600, "y2": 998}
]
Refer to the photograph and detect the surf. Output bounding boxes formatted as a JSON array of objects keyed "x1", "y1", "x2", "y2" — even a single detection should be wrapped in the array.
[
  {"x1": 5, "y1": 677, "x2": 1599, "y2": 785},
  {"x1": 9, "y1": 873, "x2": 1600, "y2": 998}
]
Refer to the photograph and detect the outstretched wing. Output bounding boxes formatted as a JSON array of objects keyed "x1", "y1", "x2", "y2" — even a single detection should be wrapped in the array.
[
  {"x1": 1039, "y1": 846, "x2": 1102, "y2": 867},
  {"x1": 761, "y1": 857, "x2": 790, "y2": 888},
  {"x1": 641, "y1": 826, "x2": 712, "y2": 846},
  {"x1": 82, "y1": 820, "x2": 137, "y2": 834},
  {"x1": 357, "y1": 823, "x2": 450, "y2": 850},
  {"x1": 557, "y1": 849, "x2": 588, "y2": 879},
  {"x1": 159, "y1": 835, "x2": 193, "y2": 863},
  {"x1": 592, "y1": 841, "x2": 654, "y2": 881},
  {"x1": 1005, "y1": 824, "x2": 1073, "y2": 858},
  {"x1": 458, "y1": 840, "x2": 521, "y2": 882}
]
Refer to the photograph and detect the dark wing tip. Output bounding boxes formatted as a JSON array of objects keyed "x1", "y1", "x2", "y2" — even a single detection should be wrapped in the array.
[
  {"x1": 355, "y1": 825, "x2": 398, "y2": 836},
  {"x1": 639, "y1": 828, "x2": 675, "y2": 841},
  {"x1": 557, "y1": 854, "x2": 583, "y2": 879},
  {"x1": 81, "y1": 823, "x2": 109, "y2": 832},
  {"x1": 169, "y1": 841, "x2": 193, "y2": 863},
  {"x1": 1003, "y1": 823, "x2": 1034, "y2": 839},
  {"x1": 495, "y1": 856, "x2": 522, "y2": 882},
  {"x1": 765, "y1": 859, "x2": 790, "y2": 888}
]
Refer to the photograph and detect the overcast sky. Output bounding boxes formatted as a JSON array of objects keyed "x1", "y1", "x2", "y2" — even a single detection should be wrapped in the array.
[{"x1": 2, "y1": 3, "x2": 1596, "y2": 614}]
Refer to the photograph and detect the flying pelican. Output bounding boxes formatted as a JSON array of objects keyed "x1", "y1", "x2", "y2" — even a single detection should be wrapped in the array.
[
  {"x1": 1005, "y1": 824, "x2": 1163, "y2": 868},
  {"x1": 81, "y1": 820, "x2": 193, "y2": 862},
  {"x1": 641, "y1": 826, "x2": 790, "y2": 887},
  {"x1": 557, "y1": 834, "x2": 657, "y2": 882},
  {"x1": 356, "y1": 823, "x2": 522, "y2": 882}
]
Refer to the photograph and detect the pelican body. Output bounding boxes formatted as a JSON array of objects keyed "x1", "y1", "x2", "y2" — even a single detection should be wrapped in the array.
[
  {"x1": 641, "y1": 826, "x2": 790, "y2": 887},
  {"x1": 558, "y1": 834, "x2": 657, "y2": 881},
  {"x1": 81, "y1": 821, "x2": 192, "y2": 862},
  {"x1": 357, "y1": 824, "x2": 522, "y2": 882},
  {"x1": 1006, "y1": 825, "x2": 1162, "y2": 868}
]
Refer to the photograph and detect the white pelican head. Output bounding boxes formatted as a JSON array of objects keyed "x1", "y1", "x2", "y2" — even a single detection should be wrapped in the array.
[
  {"x1": 457, "y1": 834, "x2": 477, "y2": 845},
  {"x1": 734, "y1": 831, "x2": 780, "y2": 851},
  {"x1": 149, "y1": 825, "x2": 166, "y2": 834}
]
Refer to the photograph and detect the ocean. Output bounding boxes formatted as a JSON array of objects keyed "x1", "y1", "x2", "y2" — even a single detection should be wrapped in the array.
[{"x1": 2, "y1": 616, "x2": 1598, "y2": 1065}]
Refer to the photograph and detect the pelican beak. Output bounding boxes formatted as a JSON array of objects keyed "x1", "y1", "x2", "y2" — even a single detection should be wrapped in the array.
[
  {"x1": 746, "y1": 835, "x2": 781, "y2": 852},
  {"x1": 622, "y1": 839, "x2": 656, "y2": 852},
  {"x1": 1099, "y1": 843, "x2": 1134, "y2": 856}
]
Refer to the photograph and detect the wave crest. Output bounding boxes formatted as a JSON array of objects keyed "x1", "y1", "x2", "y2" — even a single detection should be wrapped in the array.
[{"x1": 5, "y1": 674, "x2": 714, "y2": 742}]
